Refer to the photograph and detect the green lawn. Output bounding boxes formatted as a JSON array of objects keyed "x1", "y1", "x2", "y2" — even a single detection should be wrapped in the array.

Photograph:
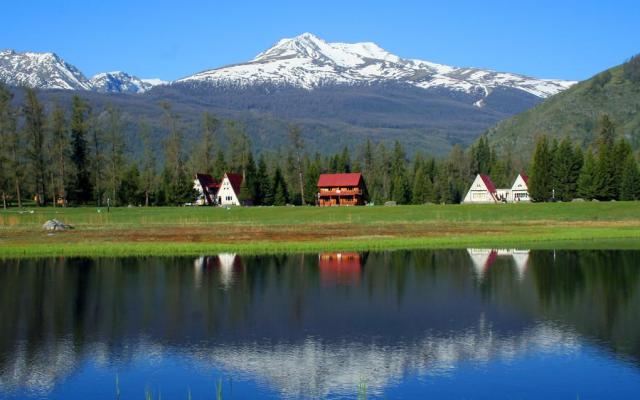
[{"x1": 1, "y1": 202, "x2": 639, "y2": 257}]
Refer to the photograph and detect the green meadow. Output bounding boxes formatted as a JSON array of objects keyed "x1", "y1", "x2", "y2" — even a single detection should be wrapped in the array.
[{"x1": 1, "y1": 202, "x2": 639, "y2": 257}]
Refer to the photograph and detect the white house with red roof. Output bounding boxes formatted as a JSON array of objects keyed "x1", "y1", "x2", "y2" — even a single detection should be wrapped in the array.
[
  {"x1": 462, "y1": 173, "x2": 530, "y2": 204},
  {"x1": 216, "y1": 172, "x2": 244, "y2": 206},
  {"x1": 511, "y1": 173, "x2": 530, "y2": 202}
]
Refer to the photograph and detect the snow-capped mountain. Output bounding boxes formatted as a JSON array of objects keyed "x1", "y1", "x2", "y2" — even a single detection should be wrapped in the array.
[
  {"x1": 0, "y1": 49, "x2": 165, "y2": 93},
  {"x1": 0, "y1": 49, "x2": 91, "y2": 91},
  {"x1": 179, "y1": 33, "x2": 575, "y2": 102},
  {"x1": 89, "y1": 71, "x2": 166, "y2": 94}
]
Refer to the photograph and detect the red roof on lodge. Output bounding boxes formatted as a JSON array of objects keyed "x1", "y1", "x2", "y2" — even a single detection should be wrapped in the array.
[
  {"x1": 480, "y1": 174, "x2": 497, "y2": 194},
  {"x1": 225, "y1": 172, "x2": 243, "y2": 194},
  {"x1": 520, "y1": 173, "x2": 529, "y2": 185},
  {"x1": 317, "y1": 173, "x2": 362, "y2": 188}
]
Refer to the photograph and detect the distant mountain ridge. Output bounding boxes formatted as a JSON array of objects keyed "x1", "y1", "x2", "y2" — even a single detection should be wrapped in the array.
[
  {"x1": 0, "y1": 34, "x2": 582, "y2": 156},
  {"x1": 0, "y1": 49, "x2": 166, "y2": 93}
]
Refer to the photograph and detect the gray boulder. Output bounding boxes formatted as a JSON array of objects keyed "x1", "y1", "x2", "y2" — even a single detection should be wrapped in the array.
[{"x1": 42, "y1": 219, "x2": 73, "y2": 231}]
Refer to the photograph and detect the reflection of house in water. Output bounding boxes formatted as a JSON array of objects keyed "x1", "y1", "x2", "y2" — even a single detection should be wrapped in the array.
[
  {"x1": 193, "y1": 253, "x2": 244, "y2": 288},
  {"x1": 318, "y1": 252, "x2": 362, "y2": 286},
  {"x1": 467, "y1": 249, "x2": 530, "y2": 280}
]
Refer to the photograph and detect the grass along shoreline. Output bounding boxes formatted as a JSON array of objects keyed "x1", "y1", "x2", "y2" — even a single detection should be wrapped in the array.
[{"x1": 1, "y1": 202, "x2": 640, "y2": 257}]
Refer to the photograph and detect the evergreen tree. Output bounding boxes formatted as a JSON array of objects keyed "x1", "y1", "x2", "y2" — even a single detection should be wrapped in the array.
[
  {"x1": 411, "y1": 165, "x2": 433, "y2": 204},
  {"x1": 620, "y1": 155, "x2": 640, "y2": 200},
  {"x1": 160, "y1": 102, "x2": 192, "y2": 205},
  {"x1": 197, "y1": 112, "x2": 219, "y2": 173},
  {"x1": 578, "y1": 149, "x2": 598, "y2": 200},
  {"x1": 552, "y1": 138, "x2": 583, "y2": 201},
  {"x1": 69, "y1": 95, "x2": 93, "y2": 204},
  {"x1": 337, "y1": 146, "x2": 351, "y2": 173},
  {"x1": 594, "y1": 115, "x2": 617, "y2": 200},
  {"x1": 138, "y1": 119, "x2": 156, "y2": 207},
  {"x1": 22, "y1": 88, "x2": 47, "y2": 205},
  {"x1": 212, "y1": 150, "x2": 227, "y2": 179},
  {"x1": 303, "y1": 154, "x2": 321, "y2": 205},
  {"x1": 470, "y1": 136, "x2": 492, "y2": 175},
  {"x1": 271, "y1": 166, "x2": 289, "y2": 206},
  {"x1": 0, "y1": 83, "x2": 20, "y2": 208},
  {"x1": 103, "y1": 106, "x2": 125, "y2": 205},
  {"x1": 529, "y1": 135, "x2": 554, "y2": 201},
  {"x1": 288, "y1": 123, "x2": 306, "y2": 205},
  {"x1": 49, "y1": 104, "x2": 69, "y2": 205},
  {"x1": 255, "y1": 155, "x2": 271, "y2": 205},
  {"x1": 118, "y1": 163, "x2": 141, "y2": 205}
]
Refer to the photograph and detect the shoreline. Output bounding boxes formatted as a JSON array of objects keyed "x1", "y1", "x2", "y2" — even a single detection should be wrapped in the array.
[{"x1": 2, "y1": 203, "x2": 640, "y2": 258}]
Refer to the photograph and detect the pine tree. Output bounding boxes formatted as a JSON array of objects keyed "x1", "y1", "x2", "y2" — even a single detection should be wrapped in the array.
[
  {"x1": 470, "y1": 136, "x2": 492, "y2": 175},
  {"x1": 577, "y1": 149, "x2": 598, "y2": 200},
  {"x1": 50, "y1": 104, "x2": 69, "y2": 205},
  {"x1": 0, "y1": 83, "x2": 19, "y2": 208},
  {"x1": 271, "y1": 166, "x2": 289, "y2": 206},
  {"x1": 212, "y1": 150, "x2": 227, "y2": 179},
  {"x1": 594, "y1": 115, "x2": 617, "y2": 200},
  {"x1": 529, "y1": 135, "x2": 554, "y2": 202},
  {"x1": 22, "y1": 88, "x2": 47, "y2": 205},
  {"x1": 552, "y1": 138, "x2": 582, "y2": 201},
  {"x1": 118, "y1": 163, "x2": 141, "y2": 205},
  {"x1": 411, "y1": 165, "x2": 433, "y2": 204},
  {"x1": 69, "y1": 95, "x2": 93, "y2": 204},
  {"x1": 138, "y1": 119, "x2": 156, "y2": 207},
  {"x1": 103, "y1": 106, "x2": 125, "y2": 206},
  {"x1": 619, "y1": 155, "x2": 640, "y2": 200},
  {"x1": 288, "y1": 123, "x2": 306, "y2": 205},
  {"x1": 255, "y1": 155, "x2": 271, "y2": 205}
]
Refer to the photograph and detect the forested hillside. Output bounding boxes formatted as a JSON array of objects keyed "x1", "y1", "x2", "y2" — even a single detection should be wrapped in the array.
[{"x1": 486, "y1": 55, "x2": 640, "y2": 156}]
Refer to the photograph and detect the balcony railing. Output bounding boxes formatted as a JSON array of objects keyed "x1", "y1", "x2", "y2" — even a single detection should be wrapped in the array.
[{"x1": 318, "y1": 189, "x2": 362, "y2": 196}]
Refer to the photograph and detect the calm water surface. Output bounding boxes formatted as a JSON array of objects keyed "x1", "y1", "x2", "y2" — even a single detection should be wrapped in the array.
[{"x1": 1, "y1": 250, "x2": 639, "y2": 399}]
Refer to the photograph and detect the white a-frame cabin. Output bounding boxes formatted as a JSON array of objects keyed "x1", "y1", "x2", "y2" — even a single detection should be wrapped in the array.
[
  {"x1": 462, "y1": 174, "x2": 498, "y2": 203},
  {"x1": 462, "y1": 173, "x2": 530, "y2": 204}
]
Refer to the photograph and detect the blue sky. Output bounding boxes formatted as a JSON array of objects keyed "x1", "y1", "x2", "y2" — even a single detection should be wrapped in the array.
[{"x1": 3, "y1": 0, "x2": 638, "y2": 81}]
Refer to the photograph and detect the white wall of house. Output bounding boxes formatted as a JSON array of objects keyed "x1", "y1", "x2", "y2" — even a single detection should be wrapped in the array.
[
  {"x1": 216, "y1": 176, "x2": 240, "y2": 206},
  {"x1": 462, "y1": 175, "x2": 496, "y2": 204},
  {"x1": 511, "y1": 174, "x2": 530, "y2": 202},
  {"x1": 193, "y1": 178, "x2": 207, "y2": 205}
]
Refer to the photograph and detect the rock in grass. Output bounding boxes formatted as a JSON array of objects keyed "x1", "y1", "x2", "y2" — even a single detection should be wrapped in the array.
[{"x1": 42, "y1": 219, "x2": 73, "y2": 231}]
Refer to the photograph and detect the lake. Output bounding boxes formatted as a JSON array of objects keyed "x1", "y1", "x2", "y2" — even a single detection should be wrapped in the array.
[{"x1": 1, "y1": 249, "x2": 639, "y2": 399}]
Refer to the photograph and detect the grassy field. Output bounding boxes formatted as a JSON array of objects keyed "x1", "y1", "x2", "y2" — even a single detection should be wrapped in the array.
[{"x1": 1, "y1": 202, "x2": 639, "y2": 257}]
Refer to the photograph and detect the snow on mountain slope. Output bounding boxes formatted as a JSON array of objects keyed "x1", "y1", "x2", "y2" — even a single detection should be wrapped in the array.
[
  {"x1": 179, "y1": 33, "x2": 575, "y2": 102},
  {"x1": 89, "y1": 71, "x2": 166, "y2": 93},
  {"x1": 0, "y1": 49, "x2": 165, "y2": 93},
  {"x1": 0, "y1": 49, "x2": 92, "y2": 90}
]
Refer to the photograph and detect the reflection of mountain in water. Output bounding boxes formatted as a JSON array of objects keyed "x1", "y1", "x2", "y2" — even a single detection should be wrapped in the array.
[{"x1": 0, "y1": 250, "x2": 639, "y2": 396}]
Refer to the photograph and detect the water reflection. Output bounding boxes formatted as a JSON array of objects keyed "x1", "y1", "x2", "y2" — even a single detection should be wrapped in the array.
[
  {"x1": 318, "y1": 252, "x2": 363, "y2": 286},
  {"x1": 0, "y1": 250, "x2": 639, "y2": 398},
  {"x1": 467, "y1": 248, "x2": 530, "y2": 280}
]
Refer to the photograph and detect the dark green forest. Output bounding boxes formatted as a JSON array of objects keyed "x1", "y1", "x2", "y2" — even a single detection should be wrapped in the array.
[{"x1": 0, "y1": 83, "x2": 639, "y2": 208}]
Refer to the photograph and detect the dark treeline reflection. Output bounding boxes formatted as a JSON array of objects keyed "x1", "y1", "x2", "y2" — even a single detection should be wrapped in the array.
[{"x1": 1, "y1": 250, "x2": 639, "y2": 394}]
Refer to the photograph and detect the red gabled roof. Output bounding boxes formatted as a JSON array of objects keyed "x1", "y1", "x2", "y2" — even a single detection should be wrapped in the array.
[
  {"x1": 224, "y1": 172, "x2": 243, "y2": 194},
  {"x1": 480, "y1": 174, "x2": 497, "y2": 194},
  {"x1": 519, "y1": 173, "x2": 529, "y2": 185},
  {"x1": 317, "y1": 173, "x2": 362, "y2": 188},
  {"x1": 196, "y1": 173, "x2": 220, "y2": 189}
]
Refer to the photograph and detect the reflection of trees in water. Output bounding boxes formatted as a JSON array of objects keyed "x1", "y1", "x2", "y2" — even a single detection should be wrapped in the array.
[
  {"x1": 528, "y1": 250, "x2": 640, "y2": 361},
  {"x1": 0, "y1": 250, "x2": 639, "y2": 393}
]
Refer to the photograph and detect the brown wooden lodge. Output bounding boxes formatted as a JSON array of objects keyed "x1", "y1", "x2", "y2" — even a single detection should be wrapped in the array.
[{"x1": 317, "y1": 173, "x2": 366, "y2": 206}]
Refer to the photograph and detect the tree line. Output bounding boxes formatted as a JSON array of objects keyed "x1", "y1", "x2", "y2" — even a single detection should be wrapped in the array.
[
  {"x1": 529, "y1": 115, "x2": 640, "y2": 202},
  {"x1": 1, "y1": 84, "x2": 639, "y2": 208}
]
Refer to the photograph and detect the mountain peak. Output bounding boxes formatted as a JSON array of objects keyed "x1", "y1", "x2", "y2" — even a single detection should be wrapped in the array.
[{"x1": 183, "y1": 33, "x2": 575, "y2": 96}]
